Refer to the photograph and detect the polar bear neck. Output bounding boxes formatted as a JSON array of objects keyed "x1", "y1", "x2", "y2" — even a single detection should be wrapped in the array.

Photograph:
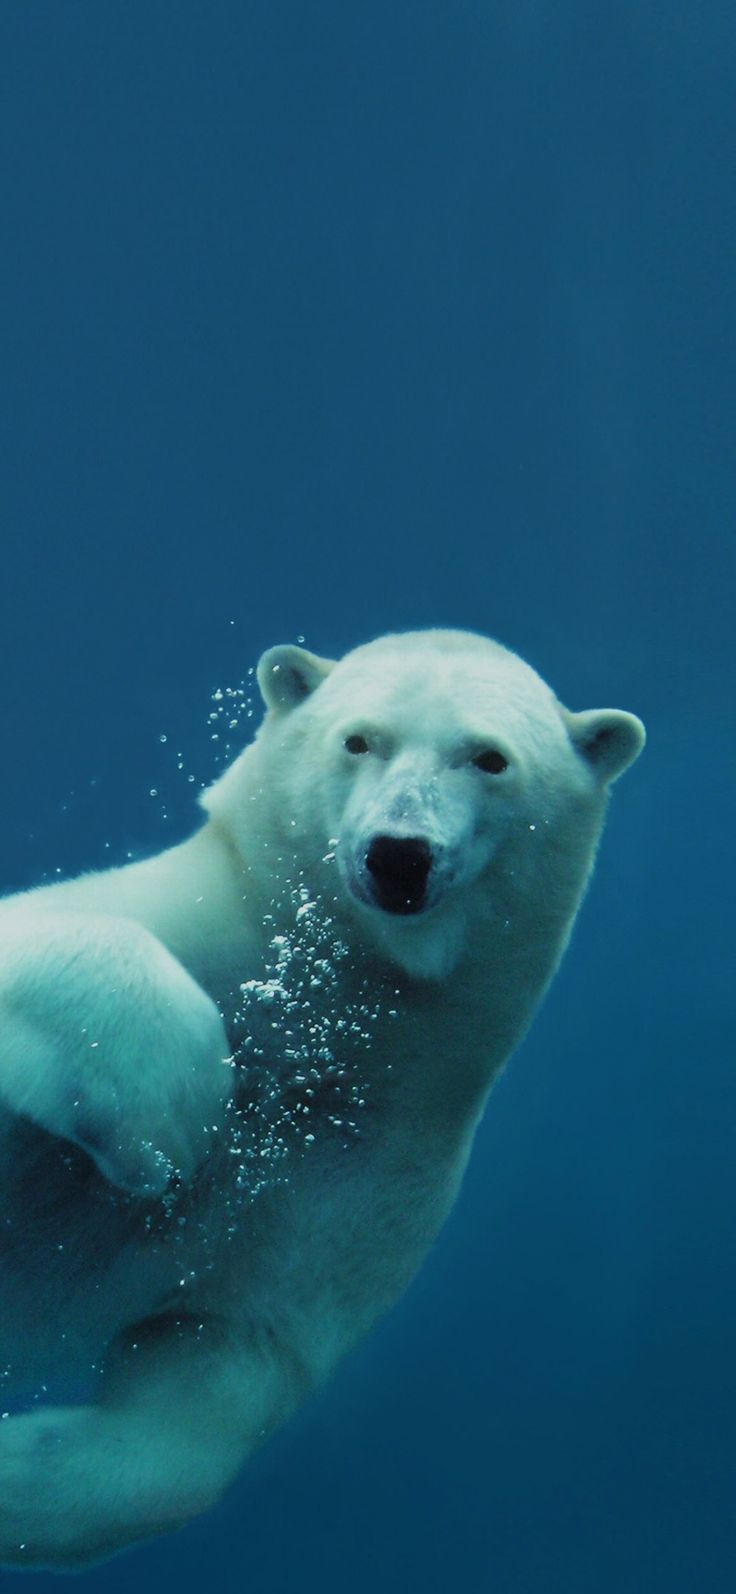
[{"x1": 168, "y1": 803, "x2": 601, "y2": 1137}]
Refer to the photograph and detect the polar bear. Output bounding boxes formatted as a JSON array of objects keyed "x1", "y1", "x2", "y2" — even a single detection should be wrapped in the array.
[{"x1": 0, "y1": 629, "x2": 644, "y2": 1569}]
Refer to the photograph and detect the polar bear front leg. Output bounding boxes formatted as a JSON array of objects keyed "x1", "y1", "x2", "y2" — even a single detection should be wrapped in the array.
[
  {"x1": 0, "y1": 912, "x2": 232, "y2": 1195},
  {"x1": 0, "y1": 1313, "x2": 287, "y2": 1570}
]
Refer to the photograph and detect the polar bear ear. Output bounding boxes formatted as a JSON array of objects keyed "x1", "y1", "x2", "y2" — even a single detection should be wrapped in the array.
[
  {"x1": 257, "y1": 645, "x2": 335, "y2": 713},
  {"x1": 564, "y1": 707, "x2": 646, "y2": 783}
]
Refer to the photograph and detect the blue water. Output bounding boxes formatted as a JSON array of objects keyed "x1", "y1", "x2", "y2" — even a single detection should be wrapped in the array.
[{"x1": 1, "y1": 3, "x2": 733, "y2": 1589}]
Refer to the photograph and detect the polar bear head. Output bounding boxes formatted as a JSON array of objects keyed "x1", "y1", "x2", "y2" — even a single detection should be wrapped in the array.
[{"x1": 205, "y1": 631, "x2": 645, "y2": 980}]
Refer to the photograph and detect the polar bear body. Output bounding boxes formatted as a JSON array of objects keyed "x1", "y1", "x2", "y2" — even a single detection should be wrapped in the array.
[{"x1": 0, "y1": 630, "x2": 644, "y2": 1568}]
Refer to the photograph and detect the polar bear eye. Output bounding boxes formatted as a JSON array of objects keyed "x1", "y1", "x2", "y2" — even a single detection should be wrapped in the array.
[
  {"x1": 344, "y1": 734, "x2": 370, "y2": 755},
  {"x1": 474, "y1": 749, "x2": 509, "y2": 775}
]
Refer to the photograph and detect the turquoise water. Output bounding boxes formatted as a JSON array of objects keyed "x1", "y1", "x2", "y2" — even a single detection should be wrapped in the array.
[{"x1": 1, "y1": 3, "x2": 733, "y2": 1589}]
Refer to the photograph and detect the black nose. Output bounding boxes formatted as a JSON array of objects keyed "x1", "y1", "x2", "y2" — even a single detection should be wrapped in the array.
[{"x1": 365, "y1": 835, "x2": 433, "y2": 915}]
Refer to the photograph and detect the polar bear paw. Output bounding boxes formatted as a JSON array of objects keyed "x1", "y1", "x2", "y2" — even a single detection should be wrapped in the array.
[{"x1": 0, "y1": 912, "x2": 232, "y2": 1196}]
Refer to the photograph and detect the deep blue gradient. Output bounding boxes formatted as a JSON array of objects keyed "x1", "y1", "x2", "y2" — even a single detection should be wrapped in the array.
[{"x1": 1, "y1": 3, "x2": 734, "y2": 1589}]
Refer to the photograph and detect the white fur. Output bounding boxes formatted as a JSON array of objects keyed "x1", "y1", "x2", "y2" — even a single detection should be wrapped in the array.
[{"x1": 0, "y1": 629, "x2": 644, "y2": 1568}]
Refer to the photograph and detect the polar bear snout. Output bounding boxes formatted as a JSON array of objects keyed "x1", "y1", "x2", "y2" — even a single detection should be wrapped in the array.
[{"x1": 364, "y1": 835, "x2": 434, "y2": 916}]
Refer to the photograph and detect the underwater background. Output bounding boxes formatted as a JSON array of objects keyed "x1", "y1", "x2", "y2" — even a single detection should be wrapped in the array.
[{"x1": 1, "y1": 2, "x2": 733, "y2": 1589}]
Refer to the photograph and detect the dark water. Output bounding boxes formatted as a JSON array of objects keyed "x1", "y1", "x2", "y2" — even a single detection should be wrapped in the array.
[{"x1": 1, "y1": 3, "x2": 734, "y2": 1589}]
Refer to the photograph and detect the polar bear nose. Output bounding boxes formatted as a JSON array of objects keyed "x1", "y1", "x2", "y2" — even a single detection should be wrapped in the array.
[{"x1": 365, "y1": 835, "x2": 433, "y2": 915}]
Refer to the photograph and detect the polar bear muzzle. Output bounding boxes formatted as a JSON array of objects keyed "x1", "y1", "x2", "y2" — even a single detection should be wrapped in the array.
[{"x1": 364, "y1": 834, "x2": 434, "y2": 916}]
